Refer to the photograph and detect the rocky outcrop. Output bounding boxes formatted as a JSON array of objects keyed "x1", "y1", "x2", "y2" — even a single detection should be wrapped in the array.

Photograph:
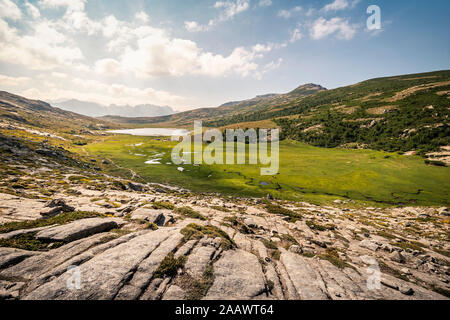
[
  {"x1": 0, "y1": 187, "x2": 448, "y2": 301},
  {"x1": 35, "y1": 218, "x2": 121, "y2": 242}
]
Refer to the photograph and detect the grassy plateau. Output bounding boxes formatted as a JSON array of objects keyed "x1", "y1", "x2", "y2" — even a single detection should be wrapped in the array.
[{"x1": 83, "y1": 134, "x2": 450, "y2": 207}]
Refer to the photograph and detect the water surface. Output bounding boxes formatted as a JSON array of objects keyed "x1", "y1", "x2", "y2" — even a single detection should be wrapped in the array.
[{"x1": 109, "y1": 128, "x2": 189, "y2": 136}]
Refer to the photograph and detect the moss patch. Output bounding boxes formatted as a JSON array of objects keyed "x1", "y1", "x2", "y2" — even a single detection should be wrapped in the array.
[
  {"x1": 0, "y1": 211, "x2": 106, "y2": 234},
  {"x1": 265, "y1": 204, "x2": 301, "y2": 222},
  {"x1": 174, "y1": 207, "x2": 206, "y2": 221},
  {"x1": 153, "y1": 253, "x2": 186, "y2": 279},
  {"x1": 180, "y1": 223, "x2": 235, "y2": 250},
  {"x1": 0, "y1": 233, "x2": 64, "y2": 251}
]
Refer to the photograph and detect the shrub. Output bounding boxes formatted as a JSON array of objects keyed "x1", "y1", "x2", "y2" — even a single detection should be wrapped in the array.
[{"x1": 175, "y1": 206, "x2": 206, "y2": 220}]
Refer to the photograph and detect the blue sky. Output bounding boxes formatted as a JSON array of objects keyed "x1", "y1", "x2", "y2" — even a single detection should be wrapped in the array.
[{"x1": 0, "y1": 0, "x2": 448, "y2": 111}]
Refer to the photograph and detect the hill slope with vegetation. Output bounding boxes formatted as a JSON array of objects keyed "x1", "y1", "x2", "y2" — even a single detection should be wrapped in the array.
[{"x1": 209, "y1": 70, "x2": 450, "y2": 153}]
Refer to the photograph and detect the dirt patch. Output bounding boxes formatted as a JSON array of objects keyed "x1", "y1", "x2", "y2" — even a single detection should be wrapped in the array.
[
  {"x1": 360, "y1": 92, "x2": 382, "y2": 102},
  {"x1": 366, "y1": 105, "x2": 398, "y2": 115},
  {"x1": 334, "y1": 105, "x2": 359, "y2": 114},
  {"x1": 303, "y1": 124, "x2": 324, "y2": 133},
  {"x1": 386, "y1": 81, "x2": 450, "y2": 102}
]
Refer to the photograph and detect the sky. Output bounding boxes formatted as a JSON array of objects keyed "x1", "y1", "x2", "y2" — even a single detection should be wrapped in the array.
[{"x1": 0, "y1": 0, "x2": 449, "y2": 111}]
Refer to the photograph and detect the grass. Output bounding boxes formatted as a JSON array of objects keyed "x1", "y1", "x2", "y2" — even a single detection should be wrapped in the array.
[
  {"x1": 0, "y1": 233, "x2": 64, "y2": 251},
  {"x1": 84, "y1": 135, "x2": 450, "y2": 206},
  {"x1": 265, "y1": 204, "x2": 301, "y2": 222},
  {"x1": 180, "y1": 223, "x2": 235, "y2": 250},
  {"x1": 0, "y1": 211, "x2": 106, "y2": 234},
  {"x1": 306, "y1": 220, "x2": 335, "y2": 231},
  {"x1": 184, "y1": 265, "x2": 215, "y2": 300},
  {"x1": 391, "y1": 240, "x2": 427, "y2": 252},
  {"x1": 153, "y1": 253, "x2": 186, "y2": 279},
  {"x1": 174, "y1": 206, "x2": 206, "y2": 220},
  {"x1": 151, "y1": 201, "x2": 175, "y2": 210},
  {"x1": 261, "y1": 238, "x2": 278, "y2": 250},
  {"x1": 379, "y1": 261, "x2": 410, "y2": 282},
  {"x1": 210, "y1": 205, "x2": 231, "y2": 212},
  {"x1": 318, "y1": 248, "x2": 353, "y2": 270}
]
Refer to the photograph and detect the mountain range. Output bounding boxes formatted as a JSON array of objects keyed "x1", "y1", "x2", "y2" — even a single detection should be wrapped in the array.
[{"x1": 54, "y1": 99, "x2": 175, "y2": 118}]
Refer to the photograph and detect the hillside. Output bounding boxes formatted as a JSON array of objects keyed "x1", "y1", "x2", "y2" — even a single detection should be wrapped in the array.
[
  {"x1": 101, "y1": 83, "x2": 326, "y2": 128},
  {"x1": 0, "y1": 91, "x2": 118, "y2": 133},
  {"x1": 55, "y1": 99, "x2": 174, "y2": 118}
]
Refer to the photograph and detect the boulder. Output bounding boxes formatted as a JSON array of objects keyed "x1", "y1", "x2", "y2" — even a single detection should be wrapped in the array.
[
  {"x1": 359, "y1": 239, "x2": 380, "y2": 252},
  {"x1": 128, "y1": 182, "x2": 144, "y2": 192},
  {"x1": 389, "y1": 251, "x2": 406, "y2": 263},
  {"x1": 438, "y1": 207, "x2": 449, "y2": 216},
  {"x1": 130, "y1": 208, "x2": 165, "y2": 226},
  {"x1": 35, "y1": 218, "x2": 120, "y2": 242},
  {"x1": 40, "y1": 199, "x2": 74, "y2": 217},
  {"x1": 289, "y1": 245, "x2": 302, "y2": 254}
]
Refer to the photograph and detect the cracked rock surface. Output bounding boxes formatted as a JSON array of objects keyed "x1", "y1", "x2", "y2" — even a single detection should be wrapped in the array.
[{"x1": 0, "y1": 185, "x2": 448, "y2": 300}]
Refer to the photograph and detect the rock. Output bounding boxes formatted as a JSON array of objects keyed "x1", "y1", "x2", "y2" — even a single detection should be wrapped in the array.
[
  {"x1": 267, "y1": 194, "x2": 274, "y2": 200},
  {"x1": 288, "y1": 245, "x2": 302, "y2": 254},
  {"x1": 130, "y1": 208, "x2": 165, "y2": 226},
  {"x1": 333, "y1": 200, "x2": 343, "y2": 204},
  {"x1": 389, "y1": 251, "x2": 405, "y2": 263},
  {"x1": 0, "y1": 225, "x2": 57, "y2": 240},
  {"x1": 401, "y1": 268, "x2": 412, "y2": 275},
  {"x1": 0, "y1": 248, "x2": 38, "y2": 269},
  {"x1": 40, "y1": 199, "x2": 75, "y2": 217},
  {"x1": 381, "y1": 279, "x2": 399, "y2": 290},
  {"x1": 128, "y1": 182, "x2": 144, "y2": 192},
  {"x1": 24, "y1": 228, "x2": 179, "y2": 300},
  {"x1": 244, "y1": 218, "x2": 257, "y2": 228},
  {"x1": 0, "y1": 289, "x2": 13, "y2": 300},
  {"x1": 437, "y1": 207, "x2": 449, "y2": 216},
  {"x1": 155, "y1": 188, "x2": 166, "y2": 193},
  {"x1": 102, "y1": 160, "x2": 110, "y2": 165},
  {"x1": 162, "y1": 285, "x2": 185, "y2": 300},
  {"x1": 311, "y1": 239, "x2": 327, "y2": 248},
  {"x1": 205, "y1": 250, "x2": 266, "y2": 300},
  {"x1": 400, "y1": 286, "x2": 414, "y2": 296},
  {"x1": 185, "y1": 244, "x2": 216, "y2": 277},
  {"x1": 35, "y1": 218, "x2": 120, "y2": 242},
  {"x1": 359, "y1": 255, "x2": 377, "y2": 265},
  {"x1": 279, "y1": 250, "x2": 328, "y2": 300},
  {"x1": 359, "y1": 240, "x2": 380, "y2": 252},
  {"x1": 115, "y1": 232, "x2": 184, "y2": 300}
]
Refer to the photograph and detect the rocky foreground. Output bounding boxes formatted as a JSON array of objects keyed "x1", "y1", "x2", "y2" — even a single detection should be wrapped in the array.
[{"x1": 0, "y1": 185, "x2": 449, "y2": 300}]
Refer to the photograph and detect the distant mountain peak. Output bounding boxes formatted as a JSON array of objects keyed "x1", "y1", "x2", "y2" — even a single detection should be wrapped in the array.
[{"x1": 289, "y1": 83, "x2": 327, "y2": 95}]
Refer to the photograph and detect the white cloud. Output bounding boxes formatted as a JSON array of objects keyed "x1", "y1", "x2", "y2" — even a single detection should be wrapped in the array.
[
  {"x1": 186, "y1": 0, "x2": 249, "y2": 32},
  {"x1": 278, "y1": 6, "x2": 302, "y2": 19},
  {"x1": 22, "y1": 78, "x2": 188, "y2": 107},
  {"x1": 258, "y1": 0, "x2": 272, "y2": 7},
  {"x1": 94, "y1": 58, "x2": 121, "y2": 76},
  {"x1": 38, "y1": 0, "x2": 86, "y2": 11},
  {"x1": 184, "y1": 21, "x2": 207, "y2": 32},
  {"x1": 214, "y1": 0, "x2": 249, "y2": 21},
  {"x1": 290, "y1": 28, "x2": 303, "y2": 43},
  {"x1": 310, "y1": 17, "x2": 356, "y2": 40},
  {"x1": 24, "y1": 2, "x2": 41, "y2": 19},
  {"x1": 117, "y1": 27, "x2": 272, "y2": 79},
  {"x1": 0, "y1": 18, "x2": 84, "y2": 70},
  {"x1": 323, "y1": 0, "x2": 349, "y2": 12},
  {"x1": 135, "y1": 11, "x2": 149, "y2": 23},
  {"x1": 0, "y1": 74, "x2": 29, "y2": 86},
  {"x1": 0, "y1": 0, "x2": 22, "y2": 20}
]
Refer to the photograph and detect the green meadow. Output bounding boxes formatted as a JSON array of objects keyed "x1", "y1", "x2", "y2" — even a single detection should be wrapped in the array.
[{"x1": 84, "y1": 135, "x2": 450, "y2": 207}]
